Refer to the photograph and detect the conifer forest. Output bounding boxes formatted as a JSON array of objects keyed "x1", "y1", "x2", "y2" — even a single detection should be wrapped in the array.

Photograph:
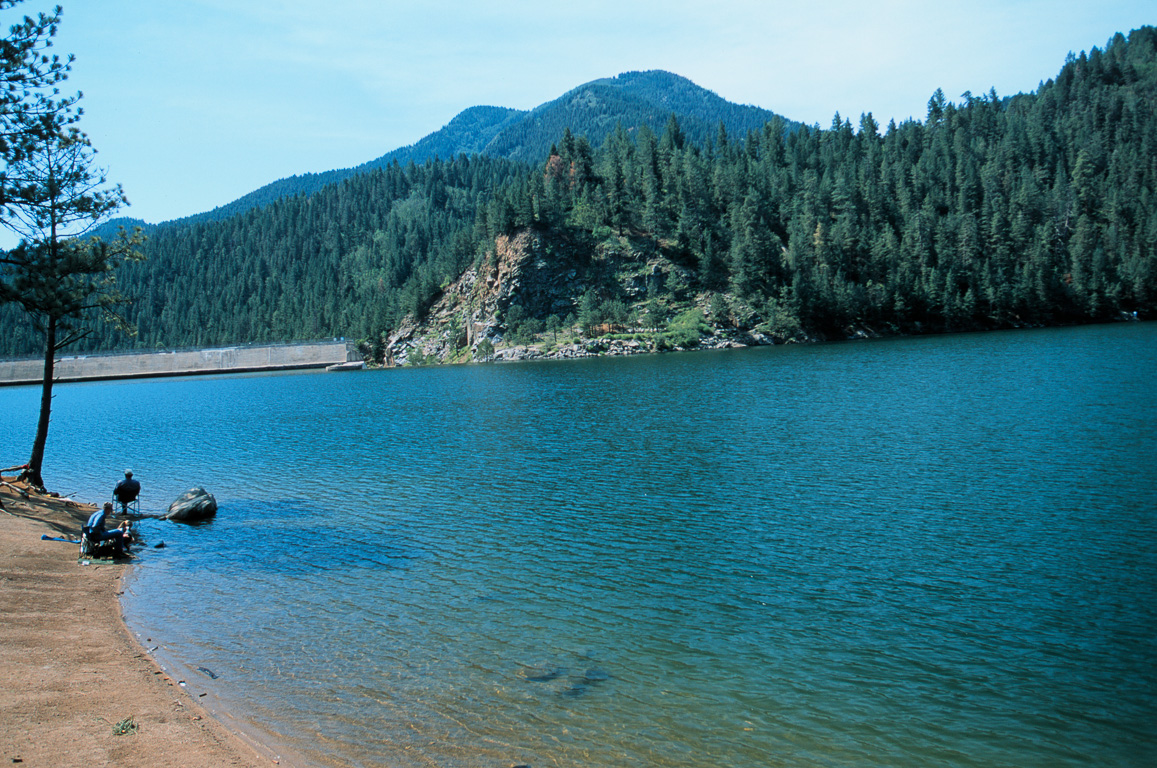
[{"x1": 1, "y1": 28, "x2": 1154, "y2": 358}]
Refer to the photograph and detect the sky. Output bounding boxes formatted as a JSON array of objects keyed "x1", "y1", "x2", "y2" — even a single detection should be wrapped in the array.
[{"x1": 21, "y1": 0, "x2": 1157, "y2": 228}]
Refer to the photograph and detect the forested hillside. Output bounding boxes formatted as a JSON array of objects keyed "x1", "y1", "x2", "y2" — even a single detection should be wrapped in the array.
[
  {"x1": 170, "y1": 106, "x2": 530, "y2": 227},
  {"x1": 479, "y1": 70, "x2": 784, "y2": 163},
  {"x1": 532, "y1": 30, "x2": 1157, "y2": 340},
  {"x1": 1, "y1": 29, "x2": 1154, "y2": 359},
  {"x1": 145, "y1": 71, "x2": 785, "y2": 229}
]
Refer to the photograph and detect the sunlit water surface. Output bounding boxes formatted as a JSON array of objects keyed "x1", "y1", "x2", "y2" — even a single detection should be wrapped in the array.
[{"x1": 3, "y1": 323, "x2": 1155, "y2": 767}]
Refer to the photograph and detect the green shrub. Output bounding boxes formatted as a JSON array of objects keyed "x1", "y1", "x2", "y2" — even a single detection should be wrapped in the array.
[
  {"x1": 592, "y1": 224, "x2": 615, "y2": 242},
  {"x1": 760, "y1": 295, "x2": 805, "y2": 342},
  {"x1": 407, "y1": 349, "x2": 434, "y2": 366},
  {"x1": 656, "y1": 308, "x2": 709, "y2": 349}
]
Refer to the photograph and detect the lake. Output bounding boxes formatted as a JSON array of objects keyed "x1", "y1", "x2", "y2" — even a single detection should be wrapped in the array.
[{"x1": 3, "y1": 323, "x2": 1155, "y2": 767}]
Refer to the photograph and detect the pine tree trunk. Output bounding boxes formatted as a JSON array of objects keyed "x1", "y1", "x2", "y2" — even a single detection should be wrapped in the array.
[{"x1": 27, "y1": 315, "x2": 57, "y2": 489}]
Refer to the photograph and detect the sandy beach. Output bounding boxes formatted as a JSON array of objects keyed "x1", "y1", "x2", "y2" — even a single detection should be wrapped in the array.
[{"x1": 0, "y1": 478, "x2": 280, "y2": 768}]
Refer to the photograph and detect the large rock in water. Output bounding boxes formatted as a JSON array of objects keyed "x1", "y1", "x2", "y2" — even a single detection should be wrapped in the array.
[{"x1": 163, "y1": 487, "x2": 218, "y2": 522}]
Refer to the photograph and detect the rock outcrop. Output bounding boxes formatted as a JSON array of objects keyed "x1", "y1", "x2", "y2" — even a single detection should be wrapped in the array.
[
  {"x1": 378, "y1": 227, "x2": 789, "y2": 367},
  {"x1": 162, "y1": 487, "x2": 218, "y2": 523},
  {"x1": 385, "y1": 230, "x2": 593, "y2": 366}
]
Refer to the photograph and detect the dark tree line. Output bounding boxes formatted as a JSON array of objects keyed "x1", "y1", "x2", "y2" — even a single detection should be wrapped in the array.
[
  {"x1": 508, "y1": 28, "x2": 1156, "y2": 337},
  {"x1": 12, "y1": 155, "x2": 528, "y2": 352},
  {"x1": 1, "y1": 27, "x2": 1154, "y2": 357}
]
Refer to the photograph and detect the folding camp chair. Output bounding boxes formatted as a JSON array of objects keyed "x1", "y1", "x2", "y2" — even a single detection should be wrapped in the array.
[{"x1": 113, "y1": 492, "x2": 140, "y2": 517}]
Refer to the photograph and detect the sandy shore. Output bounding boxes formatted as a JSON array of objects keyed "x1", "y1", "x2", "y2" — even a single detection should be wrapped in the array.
[{"x1": 0, "y1": 478, "x2": 283, "y2": 768}]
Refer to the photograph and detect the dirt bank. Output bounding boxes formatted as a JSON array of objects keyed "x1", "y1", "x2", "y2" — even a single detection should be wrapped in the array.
[{"x1": 0, "y1": 478, "x2": 281, "y2": 767}]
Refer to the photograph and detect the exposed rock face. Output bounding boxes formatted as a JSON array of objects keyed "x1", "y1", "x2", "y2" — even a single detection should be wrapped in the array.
[
  {"x1": 162, "y1": 487, "x2": 218, "y2": 522},
  {"x1": 385, "y1": 230, "x2": 593, "y2": 366},
  {"x1": 378, "y1": 227, "x2": 785, "y2": 367}
]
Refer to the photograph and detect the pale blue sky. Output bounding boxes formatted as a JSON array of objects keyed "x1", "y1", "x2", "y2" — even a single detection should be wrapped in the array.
[{"x1": 29, "y1": 0, "x2": 1157, "y2": 226}]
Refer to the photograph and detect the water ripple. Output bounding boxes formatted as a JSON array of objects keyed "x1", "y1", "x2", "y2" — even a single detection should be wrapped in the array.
[{"x1": 4, "y1": 325, "x2": 1155, "y2": 767}]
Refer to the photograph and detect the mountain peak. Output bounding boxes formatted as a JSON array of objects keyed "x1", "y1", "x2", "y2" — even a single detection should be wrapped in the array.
[{"x1": 173, "y1": 71, "x2": 789, "y2": 227}]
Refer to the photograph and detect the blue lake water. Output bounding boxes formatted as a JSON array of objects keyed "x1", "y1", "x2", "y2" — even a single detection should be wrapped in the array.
[{"x1": 3, "y1": 323, "x2": 1156, "y2": 767}]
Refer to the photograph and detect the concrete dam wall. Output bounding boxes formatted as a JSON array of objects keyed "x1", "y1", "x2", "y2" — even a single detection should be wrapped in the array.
[{"x1": 0, "y1": 341, "x2": 359, "y2": 386}]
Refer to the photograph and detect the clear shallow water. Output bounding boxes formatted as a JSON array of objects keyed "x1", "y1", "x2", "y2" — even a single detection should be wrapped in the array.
[{"x1": 3, "y1": 324, "x2": 1156, "y2": 767}]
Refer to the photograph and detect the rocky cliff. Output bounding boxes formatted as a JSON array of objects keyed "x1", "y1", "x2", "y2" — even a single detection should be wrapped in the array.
[{"x1": 381, "y1": 228, "x2": 778, "y2": 366}]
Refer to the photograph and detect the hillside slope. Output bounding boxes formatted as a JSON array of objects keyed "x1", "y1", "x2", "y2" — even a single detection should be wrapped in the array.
[
  {"x1": 470, "y1": 70, "x2": 785, "y2": 163},
  {"x1": 4, "y1": 29, "x2": 1154, "y2": 361},
  {"x1": 166, "y1": 71, "x2": 788, "y2": 227}
]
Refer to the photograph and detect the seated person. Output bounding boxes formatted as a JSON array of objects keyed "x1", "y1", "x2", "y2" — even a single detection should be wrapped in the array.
[
  {"x1": 84, "y1": 502, "x2": 132, "y2": 556},
  {"x1": 113, "y1": 469, "x2": 141, "y2": 514}
]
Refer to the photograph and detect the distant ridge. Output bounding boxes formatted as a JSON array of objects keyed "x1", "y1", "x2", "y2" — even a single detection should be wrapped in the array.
[
  {"x1": 372, "y1": 71, "x2": 786, "y2": 167},
  {"x1": 359, "y1": 105, "x2": 528, "y2": 170},
  {"x1": 481, "y1": 70, "x2": 785, "y2": 163},
  {"x1": 150, "y1": 71, "x2": 791, "y2": 229},
  {"x1": 16, "y1": 26, "x2": 1155, "y2": 361}
]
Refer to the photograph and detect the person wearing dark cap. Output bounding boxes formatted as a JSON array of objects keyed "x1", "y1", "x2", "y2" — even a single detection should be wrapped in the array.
[{"x1": 114, "y1": 469, "x2": 141, "y2": 515}]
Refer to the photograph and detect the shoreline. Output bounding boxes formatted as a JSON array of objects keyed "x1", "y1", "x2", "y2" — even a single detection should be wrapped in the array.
[
  {"x1": 118, "y1": 593, "x2": 318, "y2": 768},
  {"x1": 0, "y1": 478, "x2": 290, "y2": 767},
  {"x1": 1, "y1": 317, "x2": 1147, "y2": 386},
  {"x1": 386, "y1": 313, "x2": 1152, "y2": 368}
]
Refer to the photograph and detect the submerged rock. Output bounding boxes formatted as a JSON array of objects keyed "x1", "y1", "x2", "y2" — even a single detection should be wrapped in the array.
[
  {"x1": 581, "y1": 668, "x2": 610, "y2": 683},
  {"x1": 162, "y1": 487, "x2": 218, "y2": 522},
  {"x1": 560, "y1": 668, "x2": 611, "y2": 699},
  {"x1": 517, "y1": 664, "x2": 566, "y2": 682}
]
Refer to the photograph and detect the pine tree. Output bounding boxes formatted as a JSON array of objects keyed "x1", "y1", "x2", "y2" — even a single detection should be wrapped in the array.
[
  {"x1": 1, "y1": 100, "x2": 142, "y2": 487},
  {"x1": 0, "y1": 1, "x2": 74, "y2": 211}
]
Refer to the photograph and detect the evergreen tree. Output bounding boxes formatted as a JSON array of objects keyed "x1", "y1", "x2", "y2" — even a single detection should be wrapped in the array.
[
  {"x1": 0, "y1": 1, "x2": 73, "y2": 210},
  {"x1": 0, "y1": 89, "x2": 141, "y2": 487},
  {"x1": 3, "y1": 27, "x2": 1155, "y2": 360}
]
